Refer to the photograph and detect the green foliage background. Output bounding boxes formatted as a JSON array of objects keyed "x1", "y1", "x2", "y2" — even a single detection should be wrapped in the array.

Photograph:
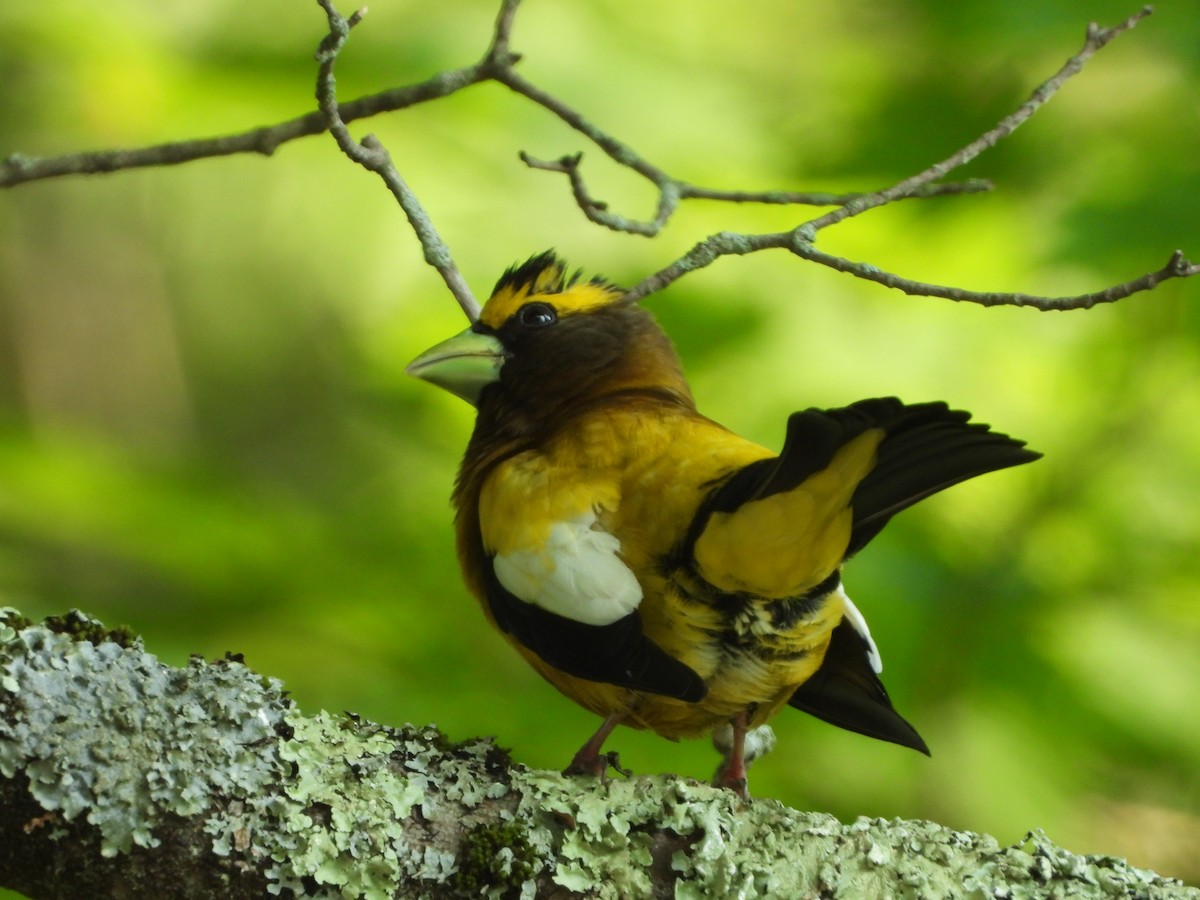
[{"x1": 2, "y1": 0, "x2": 1198, "y2": 889}]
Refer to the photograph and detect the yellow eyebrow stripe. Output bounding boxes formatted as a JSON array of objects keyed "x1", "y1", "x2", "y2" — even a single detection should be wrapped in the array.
[{"x1": 479, "y1": 281, "x2": 624, "y2": 330}]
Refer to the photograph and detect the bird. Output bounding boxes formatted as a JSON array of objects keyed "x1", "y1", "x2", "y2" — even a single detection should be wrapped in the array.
[{"x1": 406, "y1": 251, "x2": 1040, "y2": 797}]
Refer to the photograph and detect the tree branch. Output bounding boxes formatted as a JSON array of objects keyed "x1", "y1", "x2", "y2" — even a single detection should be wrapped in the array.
[
  {"x1": 0, "y1": 0, "x2": 989, "y2": 229},
  {"x1": 3, "y1": 609, "x2": 1195, "y2": 899},
  {"x1": 787, "y1": 245, "x2": 1200, "y2": 311},
  {"x1": 800, "y1": 5, "x2": 1156, "y2": 234},
  {"x1": 314, "y1": 1, "x2": 480, "y2": 321},
  {"x1": 623, "y1": 6, "x2": 1188, "y2": 308},
  {"x1": 625, "y1": 233, "x2": 1200, "y2": 312},
  {"x1": 2, "y1": 1, "x2": 1193, "y2": 312},
  {"x1": 0, "y1": 67, "x2": 496, "y2": 189},
  {"x1": 517, "y1": 150, "x2": 994, "y2": 237}
]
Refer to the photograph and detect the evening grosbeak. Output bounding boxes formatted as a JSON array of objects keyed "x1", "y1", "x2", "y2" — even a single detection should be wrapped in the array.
[{"x1": 406, "y1": 252, "x2": 1039, "y2": 797}]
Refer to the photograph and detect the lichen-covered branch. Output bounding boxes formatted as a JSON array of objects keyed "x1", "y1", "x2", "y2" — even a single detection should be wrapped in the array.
[{"x1": 1, "y1": 609, "x2": 1195, "y2": 900}]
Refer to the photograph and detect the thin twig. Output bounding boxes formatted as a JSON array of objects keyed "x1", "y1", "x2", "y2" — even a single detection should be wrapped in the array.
[
  {"x1": 484, "y1": 0, "x2": 522, "y2": 66},
  {"x1": 517, "y1": 151, "x2": 993, "y2": 237},
  {"x1": 787, "y1": 244, "x2": 1200, "y2": 311},
  {"x1": 3, "y1": 1, "x2": 1193, "y2": 314},
  {"x1": 0, "y1": 1, "x2": 526, "y2": 191},
  {"x1": 625, "y1": 5, "x2": 1191, "y2": 310},
  {"x1": 0, "y1": 68, "x2": 494, "y2": 189},
  {"x1": 801, "y1": 5, "x2": 1156, "y2": 234},
  {"x1": 1, "y1": 0, "x2": 983, "y2": 232},
  {"x1": 679, "y1": 180, "x2": 995, "y2": 206},
  {"x1": 314, "y1": 0, "x2": 480, "y2": 321},
  {"x1": 0, "y1": 0, "x2": 992, "y2": 238},
  {"x1": 495, "y1": 68, "x2": 670, "y2": 188},
  {"x1": 518, "y1": 152, "x2": 669, "y2": 236}
]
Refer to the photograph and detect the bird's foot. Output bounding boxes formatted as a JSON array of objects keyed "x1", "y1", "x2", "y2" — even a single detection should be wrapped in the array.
[
  {"x1": 712, "y1": 763, "x2": 751, "y2": 801},
  {"x1": 564, "y1": 749, "x2": 631, "y2": 780},
  {"x1": 711, "y1": 711, "x2": 764, "y2": 801},
  {"x1": 563, "y1": 712, "x2": 628, "y2": 780}
]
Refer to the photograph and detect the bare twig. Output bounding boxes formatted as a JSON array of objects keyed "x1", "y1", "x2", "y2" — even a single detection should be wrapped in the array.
[
  {"x1": 518, "y1": 151, "x2": 671, "y2": 236},
  {"x1": 680, "y1": 180, "x2": 995, "y2": 207},
  {"x1": 626, "y1": 235, "x2": 1200, "y2": 313},
  {"x1": 3, "y1": 1, "x2": 1193, "y2": 313},
  {"x1": 0, "y1": 1, "x2": 526, "y2": 190},
  {"x1": 625, "y1": 6, "x2": 1196, "y2": 310},
  {"x1": 314, "y1": 0, "x2": 480, "y2": 321},
  {"x1": 786, "y1": 244, "x2": 1200, "y2": 311},
  {"x1": 0, "y1": 69, "x2": 495, "y2": 189},
  {"x1": 517, "y1": 150, "x2": 994, "y2": 237},
  {"x1": 802, "y1": 5, "x2": 1156, "y2": 234},
  {"x1": 0, "y1": 0, "x2": 983, "y2": 228},
  {"x1": 483, "y1": 0, "x2": 522, "y2": 65}
]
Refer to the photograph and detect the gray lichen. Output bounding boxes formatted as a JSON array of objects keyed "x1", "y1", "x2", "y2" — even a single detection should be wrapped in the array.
[
  {"x1": 0, "y1": 607, "x2": 287, "y2": 858},
  {"x1": 2, "y1": 608, "x2": 1198, "y2": 899},
  {"x1": 500, "y1": 774, "x2": 1197, "y2": 899}
]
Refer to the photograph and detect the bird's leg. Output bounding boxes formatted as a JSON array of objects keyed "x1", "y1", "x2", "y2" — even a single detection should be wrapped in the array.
[
  {"x1": 563, "y1": 712, "x2": 629, "y2": 779},
  {"x1": 712, "y1": 710, "x2": 751, "y2": 800}
]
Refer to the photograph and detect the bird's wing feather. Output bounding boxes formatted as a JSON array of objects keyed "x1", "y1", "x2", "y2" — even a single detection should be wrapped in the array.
[
  {"x1": 491, "y1": 508, "x2": 643, "y2": 626},
  {"x1": 690, "y1": 398, "x2": 1040, "y2": 595},
  {"x1": 480, "y1": 564, "x2": 707, "y2": 701},
  {"x1": 691, "y1": 423, "x2": 883, "y2": 598},
  {"x1": 845, "y1": 401, "x2": 1041, "y2": 556},
  {"x1": 682, "y1": 397, "x2": 1039, "y2": 748},
  {"x1": 479, "y1": 453, "x2": 706, "y2": 701}
]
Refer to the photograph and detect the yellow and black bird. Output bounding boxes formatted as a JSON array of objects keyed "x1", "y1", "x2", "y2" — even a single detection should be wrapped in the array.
[{"x1": 407, "y1": 252, "x2": 1039, "y2": 796}]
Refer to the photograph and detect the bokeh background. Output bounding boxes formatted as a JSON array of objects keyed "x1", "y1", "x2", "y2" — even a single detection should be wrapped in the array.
[{"x1": 2, "y1": 0, "x2": 1198, "y2": 890}]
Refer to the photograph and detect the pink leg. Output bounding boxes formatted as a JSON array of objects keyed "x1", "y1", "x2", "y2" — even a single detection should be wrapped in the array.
[
  {"x1": 563, "y1": 713, "x2": 628, "y2": 778},
  {"x1": 713, "y1": 711, "x2": 750, "y2": 800}
]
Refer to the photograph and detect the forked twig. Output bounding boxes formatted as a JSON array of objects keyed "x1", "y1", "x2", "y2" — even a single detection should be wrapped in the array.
[
  {"x1": 623, "y1": 6, "x2": 1197, "y2": 310},
  {"x1": 3, "y1": 1, "x2": 1194, "y2": 313}
]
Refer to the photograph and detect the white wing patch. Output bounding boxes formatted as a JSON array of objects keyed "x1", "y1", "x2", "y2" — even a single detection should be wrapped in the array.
[
  {"x1": 839, "y1": 588, "x2": 883, "y2": 674},
  {"x1": 492, "y1": 509, "x2": 643, "y2": 626}
]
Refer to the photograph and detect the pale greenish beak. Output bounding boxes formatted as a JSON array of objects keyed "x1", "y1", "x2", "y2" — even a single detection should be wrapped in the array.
[{"x1": 405, "y1": 327, "x2": 506, "y2": 406}]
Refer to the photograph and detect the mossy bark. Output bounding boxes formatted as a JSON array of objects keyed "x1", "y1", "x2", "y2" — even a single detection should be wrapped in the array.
[{"x1": 1, "y1": 609, "x2": 1196, "y2": 900}]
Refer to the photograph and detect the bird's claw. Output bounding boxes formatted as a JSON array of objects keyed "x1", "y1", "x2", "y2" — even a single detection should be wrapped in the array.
[{"x1": 564, "y1": 749, "x2": 631, "y2": 780}]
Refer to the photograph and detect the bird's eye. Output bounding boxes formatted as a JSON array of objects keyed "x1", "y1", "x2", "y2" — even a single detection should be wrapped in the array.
[{"x1": 516, "y1": 302, "x2": 557, "y2": 329}]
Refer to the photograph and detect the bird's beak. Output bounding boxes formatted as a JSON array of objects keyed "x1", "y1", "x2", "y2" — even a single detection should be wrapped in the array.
[{"x1": 405, "y1": 327, "x2": 506, "y2": 407}]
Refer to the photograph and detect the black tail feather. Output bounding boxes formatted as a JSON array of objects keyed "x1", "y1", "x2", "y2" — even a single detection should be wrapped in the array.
[{"x1": 788, "y1": 618, "x2": 929, "y2": 754}]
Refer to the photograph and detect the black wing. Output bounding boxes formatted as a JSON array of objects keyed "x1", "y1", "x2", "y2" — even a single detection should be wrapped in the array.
[{"x1": 481, "y1": 558, "x2": 708, "y2": 703}]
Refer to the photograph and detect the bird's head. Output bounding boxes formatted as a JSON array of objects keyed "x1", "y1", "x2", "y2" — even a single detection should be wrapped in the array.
[{"x1": 406, "y1": 252, "x2": 692, "y2": 420}]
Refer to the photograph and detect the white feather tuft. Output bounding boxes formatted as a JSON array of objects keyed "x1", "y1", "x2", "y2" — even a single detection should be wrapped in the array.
[
  {"x1": 839, "y1": 588, "x2": 883, "y2": 674},
  {"x1": 493, "y1": 510, "x2": 643, "y2": 626}
]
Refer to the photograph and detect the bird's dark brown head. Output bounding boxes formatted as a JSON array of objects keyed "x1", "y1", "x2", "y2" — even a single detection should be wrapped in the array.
[{"x1": 407, "y1": 252, "x2": 694, "y2": 436}]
